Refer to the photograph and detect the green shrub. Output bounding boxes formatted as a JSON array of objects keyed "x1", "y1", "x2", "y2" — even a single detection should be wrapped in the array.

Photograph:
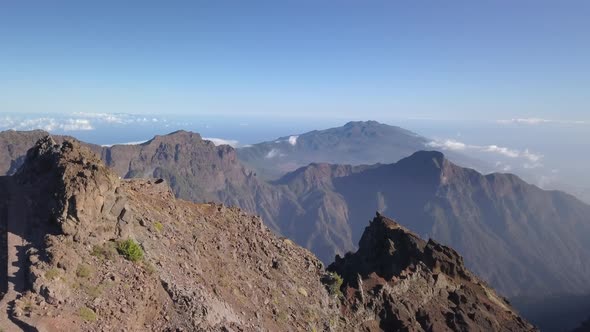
[
  {"x1": 76, "y1": 264, "x2": 92, "y2": 278},
  {"x1": 117, "y1": 238, "x2": 144, "y2": 262},
  {"x1": 323, "y1": 272, "x2": 344, "y2": 298},
  {"x1": 79, "y1": 306, "x2": 97, "y2": 321},
  {"x1": 154, "y1": 222, "x2": 164, "y2": 232}
]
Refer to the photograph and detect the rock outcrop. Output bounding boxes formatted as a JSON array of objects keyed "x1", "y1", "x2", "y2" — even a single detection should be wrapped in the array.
[{"x1": 328, "y1": 213, "x2": 537, "y2": 332}]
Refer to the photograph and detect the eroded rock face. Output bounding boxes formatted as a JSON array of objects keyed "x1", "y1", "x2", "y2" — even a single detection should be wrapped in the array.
[
  {"x1": 329, "y1": 213, "x2": 537, "y2": 332},
  {"x1": 16, "y1": 137, "x2": 125, "y2": 241}
]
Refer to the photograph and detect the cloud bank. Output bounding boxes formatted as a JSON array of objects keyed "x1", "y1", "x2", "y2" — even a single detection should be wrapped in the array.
[
  {"x1": 497, "y1": 118, "x2": 587, "y2": 125},
  {"x1": 1, "y1": 116, "x2": 94, "y2": 131},
  {"x1": 427, "y1": 139, "x2": 543, "y2": 163},
  {"x1": 0, "y1": 113, "x2": 166, "y2": 132},
  {"x1": 203, "y1": 137, "x2": 240, "y2": 148}
]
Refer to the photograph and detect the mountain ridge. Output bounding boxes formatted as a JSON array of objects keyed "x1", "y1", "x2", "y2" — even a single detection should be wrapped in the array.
[
  {"x1": 0, "y1": 136, "x2": 536, "y2": 331},
  {"x1": 1, "y1": 127, "x2": 590, "y2": 330}
]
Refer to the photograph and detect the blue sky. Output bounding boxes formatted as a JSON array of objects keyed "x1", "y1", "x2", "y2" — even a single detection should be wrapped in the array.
[
  {"x1": 1, "y1": 1, "x2": 590, "y2": 202},
  {"x1": 1, "y1": 1, "x2": 589, "y2": 120}
]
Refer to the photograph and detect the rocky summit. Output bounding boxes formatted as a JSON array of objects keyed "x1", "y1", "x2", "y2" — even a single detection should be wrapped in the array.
[
  {"x1": 0, "y1": 137, "x2": 537, "y2": 331},
  {"x1": 328, "y1": 213, "x2": 536, "y2": 332}
]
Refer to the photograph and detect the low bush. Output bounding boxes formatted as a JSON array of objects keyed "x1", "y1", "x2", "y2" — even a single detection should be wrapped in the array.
[
  {"x1": 322, "y1": 272, "x2": 344, "y2": 298},
  {"x1": 116, "y1": 238, "x2": 144, "y2": 262}
]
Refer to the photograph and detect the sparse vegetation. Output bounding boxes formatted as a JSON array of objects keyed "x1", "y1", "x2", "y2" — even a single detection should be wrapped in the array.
[
  {"x1": 142, "y1": 261, "x2": 157, "y2": 275},
  {"x1": 17, "y1": 298, "x2": 34, "y2": 314},
  {"x1": 91, "y1": 242, "x2": 117, "y2": 261},
  {"x1": 117, "y1": 238, "x2": 144, "y2": 262},
  {"x1": 79, "y1": 306, "x2": 97, "y2": 321},
  {"x1": 323, "y1": 272, "x2": 344, "y2": 298},
  {"x1": 82, "y1": 283, "x2": 103, "y2": 298},
  {"x1": 154, "y1": 221, "x2": 164, "y2": 232},
  {"x1": 76, "y1": 264, "x2": 92, "y2": 278},
  {"x1": 45, "y1": 268, "x2": 60, "y2": 280}
]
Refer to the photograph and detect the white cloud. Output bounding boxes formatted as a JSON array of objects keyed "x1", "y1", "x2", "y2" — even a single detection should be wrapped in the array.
[
  {"x1": 2, "y1": 117, "x2": 94, "y2": 131},
  {"x1": 203, "y1": 137, "x2": 239, "y2": 148},
  {"x1": 522, "y1": 149, "x2": 543, "y2": 162},
  {"x1": 426, "y1": 139, "x2": 467, "y2": 151},
  {"x1": 265, "y1": 148, "x2": 284, "y2": 159},
  {"x1": 523, "y1": 162, "x2": 543, "y2": 169},
  {"x1": 0, "y1": 112, "x2": 169, "y2": 133},
  {"x1": 288, "y1": 135, "x2": 298, "y2": 146},
  {"x1": 101, "y1": 140, "x2": 148, "y2": 147},
  {"x1": 497, "y1": 118, "x2": 587, "y2": 125},
  {"x1": 495, "y1": 161, "x2": 512, "y2": 172},
  {"x1": 72, "y1": 112, "x2": 126, "y2": 124},
  {"x1": 61, "y1": 119, "x2": 94, "y2": 131},
  {"x1": 427, "y1": 139, "x2": 543, "y2": 166},
  {"x1": 484, "y1": 145, "x2": 519, "y2": 158}
]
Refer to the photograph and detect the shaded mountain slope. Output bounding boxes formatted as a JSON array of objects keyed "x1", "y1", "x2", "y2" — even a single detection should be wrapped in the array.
[
  {"x1": 328, "y1": 213, "x2": 536, "y2": 332},
  {"x1": 572, "y1": 316, "x2": 590, "y2": 332},
  {"x1": 0, "y1": 130, "x2": 53, "y2": 175},
  {"x1": 513, "y1": 294, "x2": 590, "y2": 332},
  {"x1": 277, "y1": 151, "x2": 590, "y2": 299}
]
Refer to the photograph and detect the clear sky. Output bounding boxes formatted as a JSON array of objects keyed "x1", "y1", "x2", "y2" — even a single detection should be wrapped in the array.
[{"x1": 0, "y1": 1, "x2": 589, "y2": 121}]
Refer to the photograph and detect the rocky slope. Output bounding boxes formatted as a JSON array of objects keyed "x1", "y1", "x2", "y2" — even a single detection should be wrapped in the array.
[
  {"x1": 0, "y1": 137, "x2": 537, "y2": 331},
  {"x1": 95, "y1": 130, "x2": 288, "y2": 231},
  {"x1": 0, "y1": 137, "x2": 342, "y2": 331},
  {"x1": 329, "y1": 213, "x2": 536, "y2": 332},
  {"x1": 276, "y1": 151, "x2": 590, "y2": 299}
]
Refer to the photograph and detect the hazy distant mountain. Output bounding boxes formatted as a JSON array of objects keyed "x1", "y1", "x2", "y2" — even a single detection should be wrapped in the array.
[
  {"x1": 238, "y1": 120, "x2": 489, "y2": 179},
  {"x1": 0, "y1": 130, "x2": 52, "y2": 175},
  {"x1": 274, "y1": 151, "x2": 590, "y2": 299}
]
